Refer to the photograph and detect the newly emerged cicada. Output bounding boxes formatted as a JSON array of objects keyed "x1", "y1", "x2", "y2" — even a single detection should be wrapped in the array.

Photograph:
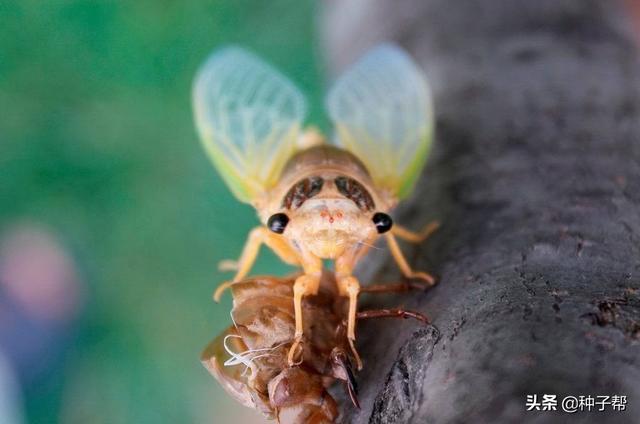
[
  {"x1": 201, "y1": 271, "x2": 429, "y2": 423},
  {"x1": 193, "y1": 44, "x2": 437, "y2": 369}
]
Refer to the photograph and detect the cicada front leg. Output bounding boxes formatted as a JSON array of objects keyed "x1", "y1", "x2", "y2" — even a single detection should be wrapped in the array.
[
  {"x1": 385, "y1": 220, "x2": 440, "y2": 287},
  {"x1": 214, "y1": 226, "x2": 300, "y2": 301},
  {"x1": 287, "y1": 255, "x2": 322, "y2": 366},
  {"x1": 335, "y1": 253, "x2": 363, "y2": 370},
  {"x1": 392, "y1": 220, "x2": 440, "y2": 243}
]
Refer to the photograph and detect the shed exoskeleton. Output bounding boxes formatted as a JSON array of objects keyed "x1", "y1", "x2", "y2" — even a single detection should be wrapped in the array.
[{"x1": 201, "y1": 272, "x2": 429, "y2": 423}]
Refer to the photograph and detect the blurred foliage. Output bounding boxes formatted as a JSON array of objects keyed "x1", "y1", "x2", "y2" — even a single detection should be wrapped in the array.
[{"x1": 0, "y1": 1, "x2": 324, "y2": 422}]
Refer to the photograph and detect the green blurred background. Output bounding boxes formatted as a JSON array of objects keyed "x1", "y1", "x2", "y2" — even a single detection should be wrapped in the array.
[{"x1": 0, "y1": 1, "x2": 325, "y2": 422}]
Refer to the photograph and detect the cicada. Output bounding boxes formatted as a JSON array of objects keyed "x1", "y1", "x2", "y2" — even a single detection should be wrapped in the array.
[
  {"x1": 201, "y1": 272, "x2": 429, "y2": 423},
  {"x1": 193, "y1": 44, "x2": 437, "y2": 369}
]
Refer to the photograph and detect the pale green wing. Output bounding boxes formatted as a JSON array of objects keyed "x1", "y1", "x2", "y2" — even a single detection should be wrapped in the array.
[
  {"x1": 193, "y1": 47, "x2": 307, "y2": 203},
  {"x1": 326, "y1": 44, "x2": 434, "y2": 200}
]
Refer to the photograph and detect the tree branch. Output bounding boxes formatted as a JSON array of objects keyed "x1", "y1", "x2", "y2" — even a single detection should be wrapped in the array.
[{"x1": 322, "y1": 1, "x2": 640, "y2": 422}]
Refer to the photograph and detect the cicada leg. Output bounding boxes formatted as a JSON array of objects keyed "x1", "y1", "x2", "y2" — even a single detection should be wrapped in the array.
[
  {"x1": 385, "y1": 232, "x2": 436, "y2": 286},
  {"x1": 286, "y1": 252, "x2": 322, "y2": 366},
  {"x1": 335, "y1": 253, "x2": 363, "y2": 370},
  {"x1": 214, "y1": 226, "x2": 300, "y2": 301},
  {"x1": 391, "y1": 220, "x2": 440, "y2": 243},
  {"x1": 287, "y1": 272, "x2": 321, "y2": 366},
  {"x1": 343, "y1": 276, "x2": 362, "y2": 371}
]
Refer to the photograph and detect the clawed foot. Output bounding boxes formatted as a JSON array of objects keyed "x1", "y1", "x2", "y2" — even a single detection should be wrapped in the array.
[
  {"x1": 213, "y1": 281, "x2": 234, "y2": 302},
  {"x1": 287, "y1": 336, "x2": 304, "y2": 366},
  {"x1": 409, "y1": 270, "x2": 437, "y2": 286},
  {"x1": 348, "y1": 338, "x2": 363, "y2": 371},
  {"x1": 417, "y1": 220, "x2": 441, "y2": 242}
]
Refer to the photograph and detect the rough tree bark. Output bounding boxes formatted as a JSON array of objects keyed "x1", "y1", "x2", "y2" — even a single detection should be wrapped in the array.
[{"x1": 322, "y1": 1, "x2": 640, "y2": 423}]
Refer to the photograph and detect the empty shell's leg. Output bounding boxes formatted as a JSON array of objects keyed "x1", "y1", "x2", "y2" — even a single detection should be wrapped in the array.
[
  {"x1": 357, "y1": 308, "x2": 430, "y2": 323},
  {"x1": 385, "y1": 232, "x2": 436, "y2": 286},
  {"x1": 287, "y1": 272, "x2": 321, "y2": 366},
  {"x1": 214, "y1": 227, "x2": 300, "y2": 301},
  {"x1": 392, "y1": 220, "x2": 440, "y2": 243}
]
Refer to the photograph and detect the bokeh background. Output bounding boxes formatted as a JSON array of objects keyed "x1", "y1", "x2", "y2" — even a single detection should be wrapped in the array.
[
  {"x1": 0, "y1": 1, "x2": 326, "y2": 423},
  {"x1": 4, "y1": 2, "x2": 640, "y2": 424}
]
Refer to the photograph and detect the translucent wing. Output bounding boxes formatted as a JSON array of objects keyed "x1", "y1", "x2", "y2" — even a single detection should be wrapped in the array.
[
  {"x1": 193, "y1": 47, "x2": 307, "y2": 203},
  {"x1": 326, "y1": 44, "x2": 434, "y2": 200}
]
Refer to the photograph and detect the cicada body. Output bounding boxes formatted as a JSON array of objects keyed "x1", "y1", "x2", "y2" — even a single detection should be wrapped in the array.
[
  {"x1": 193, "y1": 44, "x2": 438, "y2": 368},
  {"x1": 201, "y1": 272, "x2": 429, "y2": 423}
]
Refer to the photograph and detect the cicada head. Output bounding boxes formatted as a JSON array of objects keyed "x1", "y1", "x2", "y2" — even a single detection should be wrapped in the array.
[{"x1": 261, "y1": 145, "x2": 395, "y2": 259}]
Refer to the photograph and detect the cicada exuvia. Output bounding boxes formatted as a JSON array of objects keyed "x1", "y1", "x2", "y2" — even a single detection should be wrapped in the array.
[
  {"x1": 193, "y1": 44, "x2": 438, "y2": 369},
  {"x1": 201, "y1": 271, "x2": 429, "y2": 423}
]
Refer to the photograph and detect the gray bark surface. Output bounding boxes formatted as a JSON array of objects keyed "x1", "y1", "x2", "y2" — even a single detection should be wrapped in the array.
[{"x1": 322, "y1": 1, "x2": 640, "y2": 423}]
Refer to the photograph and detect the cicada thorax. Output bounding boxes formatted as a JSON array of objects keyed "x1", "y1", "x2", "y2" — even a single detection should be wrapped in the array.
[
  {"x1": 258, "y1": 144, "x2": 396, "y2": 260},
  {"x1": 267, "y1": 144, "x2": 392, "y2": 213},
  {"x1": 201, "y1": 272, "x2": 352, "y2": 423}
]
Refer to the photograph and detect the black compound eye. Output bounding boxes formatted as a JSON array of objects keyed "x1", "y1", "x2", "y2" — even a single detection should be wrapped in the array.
[
  {"x1": 268, "y1": 213, "x2": 289, "y2": 234},
  {"x1": 372, "y1": 212, "x2": 393, "y2": 234}
]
